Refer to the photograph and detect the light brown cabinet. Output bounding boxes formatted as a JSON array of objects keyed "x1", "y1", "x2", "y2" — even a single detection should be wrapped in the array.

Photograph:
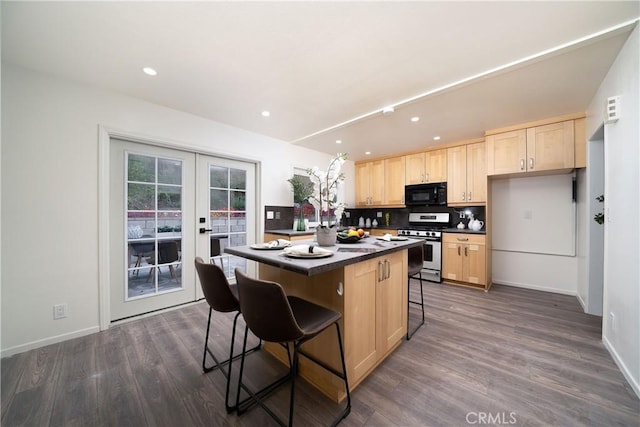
[
  {"x1": 405, "y1": 149, "x2": 447, "y2": 185},
  {"x1": 355, "y1": 160, "x2": 384, "y2": 206},
  {"x1": 356, "y1": 157, "x2": 404, "y2": 207},
  {"x1": 383, "y1": 156, "x2": 406, "y2": 205},
  {"x1": 442, "y1": 233, "x2": 486, "y2": 287},
  {"x1": 487, "y1": 120, "x2": 575, "y2": 176},
  {"x1": 447, "y1": 142, "x2": 486, "y2": 206},
  {"x1": 346, "y1": 250, "x2": 406, "y2": 383}
]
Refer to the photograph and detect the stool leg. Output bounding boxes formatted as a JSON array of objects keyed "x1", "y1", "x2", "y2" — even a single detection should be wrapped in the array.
[
  {"x1": 407, "y1": 275, "x2": 426, "y2": 340},
  {"x1": 333, "y1": 322, "x2": 351, "y2": 426}
]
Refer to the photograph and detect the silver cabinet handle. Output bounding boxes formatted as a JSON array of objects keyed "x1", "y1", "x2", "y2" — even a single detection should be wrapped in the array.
[
  {"x1": 457, "y1": 246, "x2": 461, "y2": 256},
  {"x1": 378, "y1": 261, "x2": 384, "y2": 282},
  {"x1": 464, "y1": 247, "x2": 468, "y2": 257},
  {"x1": 529, "y1": 158, "x2": 534, "y2": 170},
  {"x1": 461, "y1": 192, "x2": 466, "y2": 201},
  {"x1": 336, "y1": 282, "x2": 343, "y2": 296},
  {"x1": 468, "y1": 192, "x2": 472, "y2": 201},
  {"x1": 520, "y1": 159, "x2": 525, "y2": 170},
  {"x1": 425, "y1": 173, "x2": 430, "y2": 182},
  {"x1": 457, "y1": 237, "x2": 469, "y2": 241},
  {"x1": 386, "y1": 259, "x2": 391, "y2": 280}
]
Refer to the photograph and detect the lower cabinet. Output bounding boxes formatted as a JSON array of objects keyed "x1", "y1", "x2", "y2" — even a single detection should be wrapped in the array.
[
  {"x1": 344, "y1": 250, "x2": 407, "y2": 386},
  {"x1": 442, "y1": 233, "x2": 487, "y2": 289}
]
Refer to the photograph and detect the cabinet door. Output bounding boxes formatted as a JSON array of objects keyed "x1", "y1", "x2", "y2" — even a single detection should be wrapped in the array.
[
  {"x1": 405, "y1": 153, "x2": 425, "y2": 185},
  {"x1": 384, "y1": 156, "x2": 406, "y2": 205},
  {"x1": 369, "y1": 160, "x2": 385, "y2": 206},
  {"x1": 442, "y1": 241, "x2": 463, "y2": 281},
  {"x1": 425, "y1": 149, "x2": 447, "y2": 183},
  {"x1": 344, "y1": 258, "x2": 379, "y2": 383},
  {"x1": 377, "y1": 251, "x2": 406, "y2": 353},
  {"x1": 526, "y1": 121, "x2": 574, "y2": 172},
  {"x1": 447, "y1": 145, "x2": 468, "y2": 205},
  {"x1": 462, "y1": 243, "x2": 486, "y2": 285},
  {"x1": 355, "y1": 163, "x2": 371, "y2": 206},
  {"x1": 486, "y1": 129, "x2": 527, "y2": 176},
  {"x1": 466, "y1": 142, "x2": 486, "y2": 204}
]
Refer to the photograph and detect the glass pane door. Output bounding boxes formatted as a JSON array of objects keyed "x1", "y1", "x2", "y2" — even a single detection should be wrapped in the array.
[
  {"x1": 197, "y1": 155, "x2": 256, "y2": 285},
  {"x1": 126, "y1": 153, "x2": 183, "y2": 299}
]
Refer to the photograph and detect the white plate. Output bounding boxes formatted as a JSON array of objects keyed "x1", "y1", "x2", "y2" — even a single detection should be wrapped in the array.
[
  {"x1": 284, "y1": 251, "x2": 334, "y2": 259},
  {"x1": 376, "y1": 236, "x2": 409, "y2": 241},
  {"x1": 250, "y1": 244, "x2": 287, "y2": 250}
]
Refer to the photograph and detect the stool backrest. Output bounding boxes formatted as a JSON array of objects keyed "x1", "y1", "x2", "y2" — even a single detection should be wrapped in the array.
[
  {"x1": 235, "y1": 269, "x2": 304, "y2": 343},
  {"x1": 408, "y1": 245, "x2": 424, "y2": 276},
  {"x1": 194, "y1": 257, "x2": 238, "y2": 313}
]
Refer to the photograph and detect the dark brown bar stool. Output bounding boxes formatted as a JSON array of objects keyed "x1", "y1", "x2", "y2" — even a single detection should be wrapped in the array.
[
  {"x1": 193, "y1": 257, "x2": 261, "y2": 413},
  {"x1": 233, "y1": 269, "x2": 351, "y2": 427},
  {"x1": 407, "y1": 245, "x2": 425, "y2": 340}
]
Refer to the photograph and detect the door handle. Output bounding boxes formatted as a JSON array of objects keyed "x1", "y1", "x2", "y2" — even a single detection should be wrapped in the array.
[
  {"x1": 461, "y1": 192, "x2": 466, "y2": 201},
  {"x1": 199, "y1": 227, "x2": 212, "y2": 234},
  {"x1": 520, "y1": 159, "x2": 525, "y2": 170},
  {"x1": 468, "y1": 192, "x2": 472, "y2": 201},
  {"x1": 529, "y1": 158, "x2": 534, "y2": 170},
  {"x1": 386, "y1": 259, "x2": 390, "y2": 280},
  {"x1": 464, "y1": 247, "x2": 468, "y2": 257}
]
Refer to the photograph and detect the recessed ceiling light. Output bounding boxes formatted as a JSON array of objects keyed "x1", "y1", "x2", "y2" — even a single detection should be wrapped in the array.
[
  {"x1": 336, "y1": 140, "x2": 342, "y2": 144},
  {"x1": 365, "y1": 151, "x2": 371, "y2": 155},
  {"x1": 261, "y1": 111, "x2": 270, "y2": 117},
  {"x1": 433, "y1": 136, "x2": 441, "y2": 141},
  {"x1": 382, "y1": 106, "x2": 395, "y2": 115},
  {"x1": 142, "y1": 67, "x2": 157, "y2": 76},
  {"x1": 411, "y1": 117, "x2": 420, "y2": 122}
]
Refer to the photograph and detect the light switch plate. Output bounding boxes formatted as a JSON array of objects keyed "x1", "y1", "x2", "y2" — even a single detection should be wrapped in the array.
[{"x1": 266, "y1": 211, "x2": 274, "y2": 219}]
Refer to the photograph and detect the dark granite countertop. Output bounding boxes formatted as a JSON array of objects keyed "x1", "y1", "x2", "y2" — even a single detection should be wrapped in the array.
[
  {"x1": 442, "y1": 228, "x2": 486, "y2": 235},
  {"x1": 264, "y1": 229, "x2": 316, "y2": 237},
  {"x1": 226, "y1": 237, "x2": 423, "y2": 276}
]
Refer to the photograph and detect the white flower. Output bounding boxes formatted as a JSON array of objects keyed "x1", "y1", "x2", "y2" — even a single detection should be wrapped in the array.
[{"x1": 307, "y1": 153, "x2": 348, "y2": 227}]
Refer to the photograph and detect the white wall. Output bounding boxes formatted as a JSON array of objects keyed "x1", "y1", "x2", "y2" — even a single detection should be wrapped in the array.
[
  {"x1": 586, "y1": 25, "x2": 639, "y2": 396},
  {"x1": 491, "y1": 175, "x2": 578, "y2": 295},
  {"x1": 0, "y1": 64, "x2": 354, "y2": 356}
]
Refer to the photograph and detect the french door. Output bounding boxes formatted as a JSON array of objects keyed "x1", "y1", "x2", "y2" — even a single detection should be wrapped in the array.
[{"x1": 109, "y1": 138, "x2": 255, "y2": 321}]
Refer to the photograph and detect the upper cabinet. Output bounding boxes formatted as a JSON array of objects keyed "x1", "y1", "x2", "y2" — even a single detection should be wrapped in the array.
[
  {"x1": 355, "y1": 160, "x2": 385, "y2": 207},
  {"x1": 447, "y1": 142, "x2": 486, "y2": 206},
  {"x1": 356, "y1": 157, "x2": 405, "y2": 207},
  {"x1": 384, "y1": 156, "x2": 406, "y2": 205},
  {"x1": 405, "y1": 149, "x2": 447, "y2": 185},
  {"x1": 487, "y1": 120, "x2": 575, "y2": 176}
]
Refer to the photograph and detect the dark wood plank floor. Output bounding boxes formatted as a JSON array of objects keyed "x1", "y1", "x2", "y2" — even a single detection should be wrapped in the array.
[{"x1": 2, "y1": 283, "x2": 638, "y2": 426}]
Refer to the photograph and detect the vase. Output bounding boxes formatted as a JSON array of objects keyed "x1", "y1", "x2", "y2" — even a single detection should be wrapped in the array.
[
  {"x1": 315, "y1": 226, "x2": 337, "y2": 246},
  {"x1": 296, "y1": 214, "x2": 306, "y2": 231}
]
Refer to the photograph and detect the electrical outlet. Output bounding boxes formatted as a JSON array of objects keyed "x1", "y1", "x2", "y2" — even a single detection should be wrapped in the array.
[
  {"x1": 459, "y1": 212, "x2": 465, "y2": 219},
  {"x1": 266, "y1": 211, "x2": 274, "y2": 219},
  {"x1": 53, "y1": 304, "x2": 67, "y2": 320},
  {"x1": 609, "y1": 312, "x2": 615, "y2": 332},
  {"x1": 345, "y1": 212, "x2": 350, "y2": 218},
  {"x1": 377, "y1": 211, "x2": 383, "y2": 218}
]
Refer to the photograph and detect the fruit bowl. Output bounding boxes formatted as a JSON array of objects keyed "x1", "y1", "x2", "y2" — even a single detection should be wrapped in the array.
[{"x1": 336, "y1": 234, "x2": 362, "y2": 243}]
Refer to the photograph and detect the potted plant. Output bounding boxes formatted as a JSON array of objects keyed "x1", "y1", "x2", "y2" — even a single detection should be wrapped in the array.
[
  {"x1": 306, "y1": 153, "x2": 348, "y2": 245},
  {"x1": 287, "y1": 175, "x2": 314, "y2": 231}
]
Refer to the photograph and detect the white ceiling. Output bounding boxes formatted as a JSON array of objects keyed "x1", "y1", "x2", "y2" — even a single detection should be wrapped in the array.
[{"x1": 2, "y1": 2, "x2": 638, "y2": 161}]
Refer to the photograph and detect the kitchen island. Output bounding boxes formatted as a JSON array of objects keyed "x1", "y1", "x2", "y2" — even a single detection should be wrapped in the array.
[{"x1": 226, "y1": 237, "x2": 422, "y2": 402}]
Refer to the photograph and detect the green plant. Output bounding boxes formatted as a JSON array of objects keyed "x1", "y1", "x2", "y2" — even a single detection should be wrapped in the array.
[
  {"x1": 594, "y1": 194, "x2": 604, "y2": 224},
  {"x1": 287, "y1": 175, "x2": 314, "y2": 204}
]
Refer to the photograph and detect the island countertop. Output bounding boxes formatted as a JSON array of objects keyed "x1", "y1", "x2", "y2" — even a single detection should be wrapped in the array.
[{"x1": 225, "y1": 237, "x2": 422, "y2": 276}]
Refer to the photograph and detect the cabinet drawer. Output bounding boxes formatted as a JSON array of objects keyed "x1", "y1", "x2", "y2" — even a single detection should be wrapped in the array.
[{"x1": 443, "y1": 233, "x2": 485, "y2": 245}]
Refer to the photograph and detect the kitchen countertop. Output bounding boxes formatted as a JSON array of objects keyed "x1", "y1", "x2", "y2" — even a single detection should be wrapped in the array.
[
  {"x1": 264, "y1": 229, "x2": 315, "y2": 237},
  {"x1": 443, "y1": 228, "x2": 486, "y2": 234},
  {"x1": 225, "y1": 237, "x2": 422, "y2": 276}
]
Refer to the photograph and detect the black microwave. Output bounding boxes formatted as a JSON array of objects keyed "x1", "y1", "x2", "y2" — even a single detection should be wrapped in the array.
[{"x1": 404, "y1": 183, "x2": 447, "y2": 206}]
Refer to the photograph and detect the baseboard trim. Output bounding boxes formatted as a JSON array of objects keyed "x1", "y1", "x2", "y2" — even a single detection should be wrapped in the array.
[
  {"x1": 602, "y1": 335, "x2": 640, "y2": 399},
  {"x1": 576, "y1": 292, "x2": 587, "y2": 311},
  {"x1": 492, "y1": 279, "x2": 577, "y2": 296},
  {"x1": 1, "y1": 326, "x2": 100, "y2": 359}
]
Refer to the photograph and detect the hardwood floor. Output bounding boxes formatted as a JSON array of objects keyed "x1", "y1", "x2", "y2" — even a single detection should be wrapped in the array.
[{"x1": 2, "y1": 283, "x2": 638, "y2": 426}]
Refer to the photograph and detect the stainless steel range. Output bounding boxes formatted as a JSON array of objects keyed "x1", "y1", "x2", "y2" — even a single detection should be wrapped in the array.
[{"x1": 398, "y1": 212, "x2": 450, "y2": 283}]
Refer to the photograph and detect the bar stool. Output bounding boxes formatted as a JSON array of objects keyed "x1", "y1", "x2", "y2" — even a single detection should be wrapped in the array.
[
  {"x1": 233, "y1": 269, "x2": 351, "y2": 427},
  {"x1": 193, "y1": 257, "x2": 261, "y2": 413},
  {"x1": 407, "y1": 245, "x2": 425, "y2": 340}
]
